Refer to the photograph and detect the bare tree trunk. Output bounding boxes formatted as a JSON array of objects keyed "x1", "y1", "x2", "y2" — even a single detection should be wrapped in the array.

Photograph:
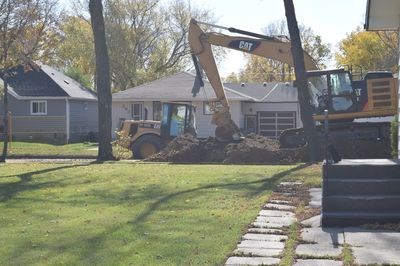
[
  {"x1": 1, "y1": 79, "x2": 9, "y2": 163},
  {"x1": 89, "y1": 0, "x2": 114, "y2": 161},
  {"x1": 283, "y1": 0, "x2": 320, "y2": 162}
]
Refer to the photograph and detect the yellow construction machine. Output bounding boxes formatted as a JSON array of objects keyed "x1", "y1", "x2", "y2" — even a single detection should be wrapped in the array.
[
  {"x1": 188, "y1": 19, "x2": 398, "y2": 147},
  {"x1": 119, "y1": 102, "x2": 196, "y2": 159}
]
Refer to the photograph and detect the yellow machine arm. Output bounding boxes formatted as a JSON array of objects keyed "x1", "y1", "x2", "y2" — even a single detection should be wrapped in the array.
[{"x1": 188, "y1": 18, "x2": 318, "y2": 141}]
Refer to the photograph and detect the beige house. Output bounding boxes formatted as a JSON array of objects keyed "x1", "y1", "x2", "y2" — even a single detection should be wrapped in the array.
[{"x1": 112, "y1": 71, "x2": 301, "y2": 139}]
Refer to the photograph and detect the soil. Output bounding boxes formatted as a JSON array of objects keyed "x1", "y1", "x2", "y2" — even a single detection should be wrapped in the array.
[
  {"x1": 146, "y1": 130, "x2": 391, "y2": 164},
  {"x1": 147, "y1": 133, "x2": 309, "y2": 163}
]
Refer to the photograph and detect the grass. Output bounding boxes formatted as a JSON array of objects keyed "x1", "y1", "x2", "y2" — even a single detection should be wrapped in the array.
[
  {"x1": 279, "y1": 222, "x2": 299, "y2": 266},
  {"x1": 0, "y1": 162, "x2": 321, "y2": 265},
  {"x1": 342, "y1": 243, "x2": 355, "y2": 266},
  {"x1": 0, "y1": 141, "x2": 98, "y2": 158}
]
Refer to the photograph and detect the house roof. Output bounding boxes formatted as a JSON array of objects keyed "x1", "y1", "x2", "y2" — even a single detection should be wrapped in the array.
[
  {"x1": 224, "y1": 82, "x2": 298, "y2": 102},
  {"x1": 112, "y1": 71, "x2": 251, "y2": 102},
  {"x1": 2, "y1": 62, "x2": 97, "y2": 100}
]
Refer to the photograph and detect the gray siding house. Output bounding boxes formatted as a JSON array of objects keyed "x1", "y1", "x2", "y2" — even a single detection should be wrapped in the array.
[
  {"x1": 0, "y1": 62, "x2": 98, "y2": 143},
  {"x1": 112, "y1": 71, "x2": 301, "y2": 139}
]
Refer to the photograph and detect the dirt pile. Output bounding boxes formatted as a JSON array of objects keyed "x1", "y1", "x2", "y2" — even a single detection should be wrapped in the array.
[{"x1": 147, "y1": 133, "x2": 309, "y2": 163}]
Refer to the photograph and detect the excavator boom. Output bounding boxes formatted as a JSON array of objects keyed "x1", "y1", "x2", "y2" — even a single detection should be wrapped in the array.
[{"x1": 188, "y1": 18, "x2": 318, "y2": 141}]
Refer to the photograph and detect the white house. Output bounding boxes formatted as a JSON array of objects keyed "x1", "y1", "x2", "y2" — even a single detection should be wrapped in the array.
[
  {"x1": 365, "y1": 0, "x2": 400, "y2": 158},
  {"x1": 112, "y1": 71, "x2": 301, "y2": 139}
]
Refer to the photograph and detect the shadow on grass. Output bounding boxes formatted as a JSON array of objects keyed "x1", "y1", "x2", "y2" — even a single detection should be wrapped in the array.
[
  {"x1": 132, "y1": 163, "x2": 309, "y2": 224},
  {"x1": 0, "y1": 164, "x2": 88, "y2": 202}
]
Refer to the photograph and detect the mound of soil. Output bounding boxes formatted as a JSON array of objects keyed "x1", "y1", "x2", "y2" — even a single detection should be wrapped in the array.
[{"x1": 147, "y1": 133, "x2": 309, "y2": 163}]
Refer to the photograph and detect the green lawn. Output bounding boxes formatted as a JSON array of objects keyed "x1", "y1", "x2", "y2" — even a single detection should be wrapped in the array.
[
  {"x1": 0, "y1": 141, "x2": 98, "y2": 158},
  {"x1": 0, "y1": 162, "x2": 321, "y2": 265}
]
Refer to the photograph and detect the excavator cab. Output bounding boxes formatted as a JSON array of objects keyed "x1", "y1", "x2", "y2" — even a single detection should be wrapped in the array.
[
  {"x1": 307, "y1": 69, "x2": 357, "y2": 117},
  {"x1": 308, "y1": 69, "x2": 397, "y2": 122},
  {"x1": 160, "y1": 102, "x2": 197, "y2": 139}
]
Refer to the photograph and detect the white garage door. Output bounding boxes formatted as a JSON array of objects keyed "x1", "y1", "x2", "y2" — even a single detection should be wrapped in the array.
[{"x1": 258, "y1": 111, "x2": 296, "y2": 138}]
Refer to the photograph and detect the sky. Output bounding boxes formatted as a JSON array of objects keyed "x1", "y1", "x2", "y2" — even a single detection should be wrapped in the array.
[{"x1": 191, "y1": 0, "x2": 368, "y2": 77}]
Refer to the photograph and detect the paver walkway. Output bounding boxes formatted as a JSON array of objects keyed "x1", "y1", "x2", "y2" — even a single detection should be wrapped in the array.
[
  {"x1": 225, "y1": 184, "x2": 400, "y2": 265},
  {"x1": 225, "y1": 181, "x2": 299, "y2": 265}
]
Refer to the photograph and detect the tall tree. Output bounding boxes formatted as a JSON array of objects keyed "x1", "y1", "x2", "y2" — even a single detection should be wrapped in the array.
[
  {"x1": 89, "y1": 0, "x2": 114, "y2": 161},
  {"x1": 57, "y1": 0, "x2": 216, "y2": 91},
  {"x1": 0, "y1": 0, "x2": 60, "y2": 162},
  {"x1": 283, "y1": 0, "x2": 320, "y2": 162},
  {"x1": 336, "y1": 28, "x2": 398, "y2": 73},
  {"x1": 55, "y1": 15, "x2": 95, "y2": 89},
  {"x1": 104, "y1": 0, "x2": 216, "y2": 91}
]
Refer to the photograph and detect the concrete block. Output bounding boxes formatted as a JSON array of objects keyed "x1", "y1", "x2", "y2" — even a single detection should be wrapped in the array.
[
  {"x1": 301, "y1": 228, "x2": 344, "y2": 245},
  {"x1": 242, "y1": 233, "x2": 287, "y2": 242},
  {"x1": 294, "y1": 259, "x2": 342, "y2": 266},
  {"x1": 237, "y1": 240, "x2": 284, "y2": 250},
  {"x1": 296, "y1": 244, "x2": 342, "y2": 257},
  {"x1": 225, "y1": 256, "x2": 280, "y2": 265}
]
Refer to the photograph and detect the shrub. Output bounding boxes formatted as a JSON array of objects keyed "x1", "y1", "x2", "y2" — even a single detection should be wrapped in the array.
[{"x1": 112, "y1": 130, "x2": 132, "y2": 160}]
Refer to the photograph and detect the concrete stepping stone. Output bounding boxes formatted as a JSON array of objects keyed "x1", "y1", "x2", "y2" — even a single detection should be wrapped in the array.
[
  {"x1": 344, "y1": 228, "x2": 400, "y2": 265},
  {"x1": 308, "y1": 188, "x2": 322, "y2": 207},
  {"x1": 352, "y1": 247, "x2": 400, "y2": 265},
  {"x1": 237, "y1": 240, "x2": 285, "y2": 249},
  {"x1": 225, "y1": 256, "x2": 280, "y2": 265},
  {"x1": 269, "y1": 199, "x2": 291, "y2": 205},
  {"x1": 233, "y1": 247, "x2": 282, "y2": 257},
  {"x1": 301, "y1": 214, "x2": 321, "y2": 228},
  {"x1": 294, "y1": 259, "x2": 342, "y2": 266},
  {"x1": 247, "y1": 228, "x2": 284, "y2": 235},
  {"x1": 259, "y1": 209, "x2": 294, "y2": 217},
  {"x1": 255, "y1": 216, "x2": 295, "y2": 226},
  {"x1": 251, "y1": 221, "x2": 287, "y2": 229},
  {"x1": 242, "y1": 233, "x2": 287, "y2": 242},
  {"x1": 279, "y1": 181, "x2": 303, "y2": 186},
  {"x1": 344, "y1": 227, "x2": 400, "y2": 248},
  {"x1": 264, "y1": 203, "x2": 295, "y2": 210},
  {"x1": 301, "y1": 227, "x2": 344, "y2": 245},
  {"x1": 296, "y1": 244, "x2": 342, "y2": 257}
]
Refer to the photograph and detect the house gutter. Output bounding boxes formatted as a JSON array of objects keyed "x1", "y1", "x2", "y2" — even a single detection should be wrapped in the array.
[
  {"x1": 364, "y1": 0, "x2": 371, "y2": 30},
  {"x1": 65, "y1": 98, "x2": 70, "y2": 143}
]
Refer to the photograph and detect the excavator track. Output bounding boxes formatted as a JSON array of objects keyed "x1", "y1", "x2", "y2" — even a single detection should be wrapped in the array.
[{"x1": 279, "y1": 121, "x2": 391, "y2": 149}]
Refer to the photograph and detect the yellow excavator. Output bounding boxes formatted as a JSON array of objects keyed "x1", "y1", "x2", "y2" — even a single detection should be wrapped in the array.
[{"x1": 188, "y1": 18, "x2": 398, "y2": 147}]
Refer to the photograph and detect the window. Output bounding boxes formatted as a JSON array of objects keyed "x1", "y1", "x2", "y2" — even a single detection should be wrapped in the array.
[
  {"x1": 31, "y1": 100, "x2": 47, "y2": 115},
  {"x1": 131, "y1": 103, "x2": 142, "y2": 120},
  {"x1": 330, "y1": 73, "x2": 353, "y2": 112},
  {"x1": 153, "y1": 101, "x2": 162, "y2": 121},
  {"x1": 258, "y1": 111, "x2": 296, "y2": 139},
  {"x1": 308, "y1": 75, "x2": 328, "y2": 112},
  {"x1": 170, "y1": 105, "x2": 187, "y2": 137}
]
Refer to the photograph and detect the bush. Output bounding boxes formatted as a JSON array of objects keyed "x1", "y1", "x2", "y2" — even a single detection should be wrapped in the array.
[
  {"x1": 112, "y1": 130, "x2": 132, "y2": 160},
  {"x1": 391, "y1": 115, "x2": 398, "y2": 158}
]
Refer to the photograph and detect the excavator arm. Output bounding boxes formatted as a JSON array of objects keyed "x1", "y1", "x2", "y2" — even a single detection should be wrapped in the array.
[{"x1": 188, "y1": 18, "x2": 318, "y2": 141}]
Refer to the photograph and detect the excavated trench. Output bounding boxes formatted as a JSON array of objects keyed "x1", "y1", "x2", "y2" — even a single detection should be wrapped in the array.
[
  {"x1": 147, "y1": 133, "x2": 308, "y2": 163},
  {"x1": 146, "y1": 133, "x2": 391, "y2": 163}
]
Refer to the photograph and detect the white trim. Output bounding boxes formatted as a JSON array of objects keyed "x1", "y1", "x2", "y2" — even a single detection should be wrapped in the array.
[
  {"x1": 66, "y1": 99, "x2": 70, "y2": 143},
  {"x1": 30, "y1": 100, "x2": 47, "y2": 115}
]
